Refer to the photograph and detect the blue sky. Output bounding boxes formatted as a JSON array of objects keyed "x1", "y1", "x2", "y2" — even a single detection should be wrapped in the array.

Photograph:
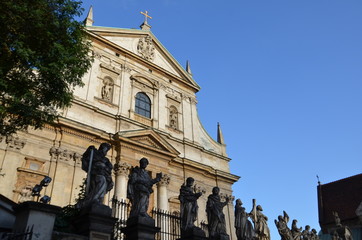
[{"x1": 78, "y1": 0, "x2": 362, "y2": 238}]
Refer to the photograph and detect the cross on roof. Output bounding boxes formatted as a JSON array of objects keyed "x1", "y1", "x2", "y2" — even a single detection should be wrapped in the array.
[{"x1": 140, "y1": 10, "x2": 152, "y2": 24}]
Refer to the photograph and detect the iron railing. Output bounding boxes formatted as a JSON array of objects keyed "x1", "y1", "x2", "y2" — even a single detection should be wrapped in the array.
[
  {"x1": 111, "y1": 197, "x2": 130, "y2": 240},
  {"x1": 152, "y1": 208, "x2": 181, "y2": 240},
  {"x1": 111, "y1": 197, "x2": 208, "y2": 240},
  {"x1": 0, "y1": 226, "x2": 33, "y2": 240}
]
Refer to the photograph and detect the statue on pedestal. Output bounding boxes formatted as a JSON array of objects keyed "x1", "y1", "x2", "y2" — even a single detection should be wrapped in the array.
[
  {"x1": 249, "y1": 199, "x2": 270, "y2": 240},
  {"x1": 206, "y1": 187, "x2": 229, "y2": 240},
  {"x1": 235, "y1": 199, "x2": 255, "y2": 240},
  {"x1": 179, "y1": 177, "x2": 203, "y2": 231},
  {"x1": 80, "y1": 143, "x2": 113, "y2": 207},
  {"x1": 127, "y1": 157, "x2": 162, "y2": 218}
]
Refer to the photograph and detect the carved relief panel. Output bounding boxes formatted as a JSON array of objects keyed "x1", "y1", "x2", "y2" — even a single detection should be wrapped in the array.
[{"x1": 137, "y1": 35, "x2": 155, "y2": 61}]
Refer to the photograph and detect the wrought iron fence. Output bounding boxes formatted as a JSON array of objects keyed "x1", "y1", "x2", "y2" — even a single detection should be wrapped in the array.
[
  {"x1": 111, "y1": 197, "x2": 130, "y2": 240},
  {"x1": 0, "y1": 226, "x2": 33, "y2": 240},
  {"x1": 111, "y1": 197, "x2": 208, "y2": 240},
  {"x1": 152, "y1": 208, "x2": 181, "y2": 240}
]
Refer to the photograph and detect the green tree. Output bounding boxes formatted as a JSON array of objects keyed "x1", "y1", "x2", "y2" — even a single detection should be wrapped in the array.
[{"x1": 0, "y1": 0, "x2": 92, "y2": 135}]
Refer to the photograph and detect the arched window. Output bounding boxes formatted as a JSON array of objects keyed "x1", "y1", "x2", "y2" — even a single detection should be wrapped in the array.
[
  {"x1": 169, "y1": 106, "x2": 178, "y2": 129},
  {"x1": 101, "y1": 77, "x2": 114, "y2": 102},
  {"x1": 135, "y1": 92, "x2": 151, "y2": 118}
]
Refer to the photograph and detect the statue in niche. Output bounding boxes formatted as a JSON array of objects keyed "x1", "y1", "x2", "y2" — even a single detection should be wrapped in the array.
[
  {"x1": 127, "y1": 158, "x2": 162, "y2": 218},
  {"x1": 101, "y1": 77, "x2": 113, "y2": 102},
  {"x1": 169, "y1": 106, "x2": 178, "y2": 129},
  {"x1": 249, "y1": 199, "x2": 270, "y2": 240},
  {"x1": 179, "y1": 177, "x2": 203, "y2": 231},
  {"x1": 80, "y1": 143, "x2": 113, "y2": 207},
  {"x1": 291, "y1": 219, "x2": 302, "y2": 240},
  {"x1": 235, "y1": 199, "x2": 255, "y2": 240},
  {"x1": 275, "y1": 211, "x2": 293, "y2": 240},
  {"x1": 206, "y1": 186, "x2": 230, "y2": 240}
]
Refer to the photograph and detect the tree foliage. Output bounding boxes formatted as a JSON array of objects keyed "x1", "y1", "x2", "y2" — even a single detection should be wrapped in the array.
[{"x1": 0, "y1": 0, "x2": 92, "y2": 135}]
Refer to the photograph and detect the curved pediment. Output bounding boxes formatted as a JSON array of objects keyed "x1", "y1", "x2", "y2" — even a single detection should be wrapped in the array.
[{"x1": 130, "y1": 74, "x2": 157, "y2": 89}]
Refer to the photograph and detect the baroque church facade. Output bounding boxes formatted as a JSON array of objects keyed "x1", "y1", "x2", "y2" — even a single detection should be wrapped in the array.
[{"x1": 0, "y1": 8, "x2": 239, "y2": 238}]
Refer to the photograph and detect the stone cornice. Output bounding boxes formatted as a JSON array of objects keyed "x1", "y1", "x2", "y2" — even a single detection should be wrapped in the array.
[
  {"x1": 55, "y1": 117, "x2": 113, "y2": 143},
  {"x1": 170, "y1": 157, "x2": 240, "y2": 184}
]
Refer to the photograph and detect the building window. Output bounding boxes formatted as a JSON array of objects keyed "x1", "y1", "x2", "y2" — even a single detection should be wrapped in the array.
[
  {"x1": 169, "y1": 106, "x2": 178, "y2": 129},
  {"x1": 135, "y1": 92, "x2": 151, "y2": 118},
  {"x1": 101, "y1": 77, "x2": 114, "y2": 102}
]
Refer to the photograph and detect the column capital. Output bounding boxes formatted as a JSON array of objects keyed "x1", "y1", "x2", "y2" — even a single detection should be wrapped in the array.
[
  {"x1": 114, "y1": 162, "x2": 131, "y2": 176},
  {"x1": 158, "y1": 174, "x2": 170, "y2": 187},
  {"x1": 194, "y1": 183, "x2": 206, "y2": 195},
  {"x1": 220, "y1": 193, "x2": 235, "y2": 205}
]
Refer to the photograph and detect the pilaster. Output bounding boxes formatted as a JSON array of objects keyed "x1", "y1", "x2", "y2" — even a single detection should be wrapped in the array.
[{"x1": 157, "y1": 174, "x2": 170, "y2": 210}]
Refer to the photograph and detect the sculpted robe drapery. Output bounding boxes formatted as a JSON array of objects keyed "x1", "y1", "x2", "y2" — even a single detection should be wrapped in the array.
[
  {"x1": 179, "y1": 184, "x2": 201, "y2": 230},
  {"x1": 250, "y1": 205, "x2": 270, "y2": 240},
  {"x1": 206, "y1": 194, "x2": 228, "y2": 238},
  {"x1": 127, "y1": 166, "x2": 159, "y2": 217},
  {"x1": 81, "y1": 144, "x2": 113, "y2": 206},
  {"x1": 235, "y1": 204, "x2": 255, "y2": 240}
]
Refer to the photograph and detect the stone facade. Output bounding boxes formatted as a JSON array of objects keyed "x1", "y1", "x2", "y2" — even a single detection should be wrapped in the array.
[{"x1": 0, "y1": 12, "x2": 240, "y2": 239}]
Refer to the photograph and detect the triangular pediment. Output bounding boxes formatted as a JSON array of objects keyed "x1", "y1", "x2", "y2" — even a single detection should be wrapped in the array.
[
  {"x1": 115, "y1": 129, "x2": 180, "y2": 157},
  {"x1": 86, "y1": 26, "x2": 200, "y2": 91}
]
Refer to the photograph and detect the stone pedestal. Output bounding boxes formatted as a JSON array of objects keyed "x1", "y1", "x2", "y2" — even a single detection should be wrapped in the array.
[
  {"x1": 13, "y1": 201, "x2": 61, "y2": 240},
  {"x1": 180, "y1": 227, "x2": 207, "y2": 240},
  {"x1": 122, "y1": 216, "x2": 160, "y2": 240},
  {"x1": 74, "y1": 204, "x2": 117, "y2": 239},
  {"x1": 209, "y1": 233, "x2": 230, "y2": 240}
]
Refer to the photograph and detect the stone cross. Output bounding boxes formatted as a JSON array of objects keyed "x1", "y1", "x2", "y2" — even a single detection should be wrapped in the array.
[{"x1": 140, "y1": 10, "x2": 152, "y2": 24}]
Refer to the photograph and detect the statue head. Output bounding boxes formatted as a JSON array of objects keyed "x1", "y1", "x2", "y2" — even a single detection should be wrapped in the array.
[
  {"x1": 139, "y1": 157, "x2": 149, "y2": 169},
  {"x1": 212, "y1": 186, "x2": 220, "y2": 195},
  {"x1": 305, "y1": 225, "x2": 310, "y2": 231},
  {"x1": 278, "y1": 215, "x2": 283, "y2": 221},
  {"x1": 236, "y1": 198, "x2": 242, "y2": 205},
  {"x1": 256, "y1": 205, "x2": 263, "y2": 211},
  {"x1": 186, "y1": 177, "x2": 194, "y2": 187},
  {"x1": 99, "y1": 143, "x2": 111, "y2": 155}
]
